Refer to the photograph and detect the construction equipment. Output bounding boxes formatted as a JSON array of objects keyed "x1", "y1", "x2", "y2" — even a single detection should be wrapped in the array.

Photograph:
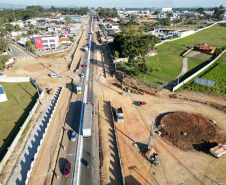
[
  {"x1": 77, "y1": 83, "x2": 82, "y2": 94},
  {"x1": 48, "y1": 88, "x2": 54, "y2": 95},
  {"x1": 116, "y1": 107, "x2": 124, "y2": 123},
  {"x1": 137, "y1": 87, "x2": 145, "y2": 95},
  {"x1": 7, "y1": 64, "x2": 13, "y2": 70}
]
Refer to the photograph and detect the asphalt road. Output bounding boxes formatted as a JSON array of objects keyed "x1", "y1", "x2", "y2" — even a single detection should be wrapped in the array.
[
  {"x1": 78, "y1": 14, "x2": 99, "y2": 185},
  {"x1": 8, "y1": 44, "x2": 30, "y2": 59},
  {"x1": 52, "y1": 15, "x2": 92, "y2": 185}
]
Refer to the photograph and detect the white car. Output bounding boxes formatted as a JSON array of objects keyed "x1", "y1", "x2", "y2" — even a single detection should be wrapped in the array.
[
  {"x1": 71, "y1": 132, "x2": 76, "y2": 141},
  {"x1": 49, "y1": 73, "x2": 59, "y2": 78},
  {"x1": 211, "y1": 120, "x2": 216, "y2": 124},
  {"x1": 81, "y1": 73, "x2": 84, "y2": 78}
]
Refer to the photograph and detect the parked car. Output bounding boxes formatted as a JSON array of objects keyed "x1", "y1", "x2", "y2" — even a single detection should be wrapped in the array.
[
  {"x1": 137, "y1": 102, "x2": 146, "y2": 106},
  {"x1": 81, "y1": 73, "x2": 84, "y2": 78},
  {"x1": 211, "y1": 120, "x2": 216, "y2": 124},
  {"x1": 71, "y1": 132, "x2": 76, "y2": 141},
  {"x1": 49, "y1": 73, "x2": 59, "y2": 78},
  {"x1": 63, "y1": 163, "x2": 71, "y2": 177},
  {"x1": 82, "y1": 64, "x2": 87, "y2": 68}
]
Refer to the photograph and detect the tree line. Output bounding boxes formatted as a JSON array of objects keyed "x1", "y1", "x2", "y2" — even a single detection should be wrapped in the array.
[{"x1": 0, "y1": 6, "x2": 89, "y2": 25}]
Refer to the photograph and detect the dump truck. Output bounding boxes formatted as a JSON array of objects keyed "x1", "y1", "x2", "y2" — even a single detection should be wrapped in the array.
[
  {"x1": 83, "y1": 103, "x2": 92, "y2": 137},
  {"x1": 77, "y1": 83, "x2": 82, "y2": 94},
  {"x1": 116, "y1": 107, "x2": 124, "y2": 123}
]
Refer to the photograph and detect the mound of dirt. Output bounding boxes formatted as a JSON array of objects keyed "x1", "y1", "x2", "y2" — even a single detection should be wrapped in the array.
[
  {"x1": 159, "y1": 112, "x2": 225, "y2": 151},
  {"x1": 23, "y1": 63, "x2": 52, "y2": 72}
]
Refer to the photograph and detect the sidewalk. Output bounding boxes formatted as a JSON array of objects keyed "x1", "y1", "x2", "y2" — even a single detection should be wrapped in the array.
[{"x1": 6, "y1": 88, "x2": 62, "y2": 185}]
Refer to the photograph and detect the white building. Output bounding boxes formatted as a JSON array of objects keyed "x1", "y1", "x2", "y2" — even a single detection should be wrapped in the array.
[
  {"x1": 24, "y1": 19, "x2": 37, "y2": 25},
  {"x1": 31, "y1": 35, "x2": 60, "y2": 50},
  {"x1": 157, "y1": 8, "x2": 172, "y2": 13},
  {"x1": 11, "y1": 21, "x2": 24, "y2": 28},
  {"x1": 0, "y1": 85, "x2": 7, "y2": 103}
]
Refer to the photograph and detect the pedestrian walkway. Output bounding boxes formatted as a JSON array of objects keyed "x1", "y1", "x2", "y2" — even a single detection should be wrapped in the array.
[{"x1": 7, "y1": 88, "x2": 62, "y2": 185}]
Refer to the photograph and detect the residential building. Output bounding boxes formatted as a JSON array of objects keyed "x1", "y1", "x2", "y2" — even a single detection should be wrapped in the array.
[
  {"x1": 11, "y1": 21, "x2": 24, "y2": 28},
  {"x1": 24, "y1": 19, "x2": 37, "y2": 25},
  {"x1": 196, "y1": 44, "x2": 217, "y2": 54}
]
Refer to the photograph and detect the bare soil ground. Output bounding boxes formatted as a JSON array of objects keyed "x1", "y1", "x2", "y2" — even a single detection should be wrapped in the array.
[
  {"x1": 159, "y1": 112, "x2": 225, "y2": 151},
  {"x1": 23, "y1": 63, "x2": 52, "y2": 72}
]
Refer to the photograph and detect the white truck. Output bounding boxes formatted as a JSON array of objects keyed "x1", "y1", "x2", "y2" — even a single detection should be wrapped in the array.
[
  {"x1": 116, "y1": 107, "x2": 124, "y2": 123},
  {"x1": 85, "y1": 45, "x2": 88, "y2": 52},
  {"x1": 83, "y1": 103, "x2": 92, "y2": 137}
]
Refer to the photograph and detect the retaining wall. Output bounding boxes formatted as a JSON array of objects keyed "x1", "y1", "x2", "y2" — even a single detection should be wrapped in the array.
[
  {"x1": 109, "y1": 102, "x2": 125, "y2": 185},
  {"x1": 0, "y1": 79, "x2": 44, "y2": 173},
  {"x1": 69, "y1": 31, "x2": 84, "y2": 70},
  {"x1": 173, "y1": 49, "x2": 226, "y2": 91},
  {"x1": 25, "y1": 87, "x2": 63, "y2": 184}
]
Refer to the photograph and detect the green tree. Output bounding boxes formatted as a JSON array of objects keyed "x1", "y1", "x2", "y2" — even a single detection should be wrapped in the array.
[
  {"x1": 16, "y1": 38, "x2": 20, "y2": 41},
  {"x1": 0, "y1": 37, "x2": 6, "y2": 53},
  {"x1": 5, "y1": 24, "x2": 14, "y2": 31},
  {"x1": 214, "y1": 48, "x2": 222, "y2": 56},
  {"x1": 219, "y1": 4, "x2": 224, "y2": 9},
  {"x1": 28, "y1": 24, "x2": 34, "y2": 29},
  {"x1": 27, "y1": 30, "x2": 34, "y2": 35},
  {"x1": 196, "y1": 8, "x2": 204, "y2": 14},
  {"x1": 154, "y1": 11, "x2": 160, "y2": 15},
  {"x1": 26, "y1": 40, "x2": 32, "y2": 47},
  {"x1": 115, "y1": 51, "x2": 119, "y2": 58},
  {"x1": 167, "y1": 12, "x2": 173, "y2": 18},
  {"x1": 34, "y1": 30, "x2": 39, "y2": 34},
  {"x1": 0, "y1": 54, "x2": 10, "y2": 69}
]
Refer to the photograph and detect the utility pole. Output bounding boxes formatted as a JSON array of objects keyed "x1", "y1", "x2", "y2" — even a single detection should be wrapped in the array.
[
  {"x1": 55, "y1": 58, "x2": 58, "y2": 74},
  {"x1": 11, "y1": 3, "x2": 16, "y2": 22},
  {"x1": 121, "y1": 73, "x2": 124, "y2": 93},
  {"x1": 35, "y1": 83, "x2": 42, "y2": 105},
  {"x1": 147, "y1": 122, "x2": 154, "y2": 149}
]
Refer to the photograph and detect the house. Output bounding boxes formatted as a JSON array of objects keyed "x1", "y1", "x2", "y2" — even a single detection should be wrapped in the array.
[
  {"x1": 157, "y1": 8, "x2": 172, "y2": 13},
  {"x1": 196, "y1": 44, "x2": 217, "y2": 54},
  {"x1": 11, "y1": 21, "x2": 24, "y2": 28},
  {"x1": 59, "y1": 37, "x2": 72, "y2": 44},
  {"x1": 9, "y1": 31, "x2": 22, "y2": 37},
  {"x1": 24, "y1": 19, "x2": 37, "y2": 25}
]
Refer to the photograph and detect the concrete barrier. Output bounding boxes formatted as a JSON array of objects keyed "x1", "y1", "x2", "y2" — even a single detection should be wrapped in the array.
[
  {"x1": 109, "y1": 102, "x2": 125, "y2": 185},
  {"x1": 24, "y1": 87, "x2": 64, "y2": 184},
  {"x1": 173, "y1": 49, "x2": 226, "y2": 91}
]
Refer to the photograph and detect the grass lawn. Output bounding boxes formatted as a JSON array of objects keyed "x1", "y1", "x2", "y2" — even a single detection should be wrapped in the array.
[
  {"x1": 121, "y1": 23, "x2": 226, "y2": 89},
  {"x1": 124, "y1": 53, "x2": 184, "y2": 86},
  {"x1": 177, "y1": 51, "x2": 226, "y2": 96},
  {"x1": 166, "y1": 23, "x2": 209, "y2": 30},
  {"x1": 0, "y1": 82, "x2": 37, "y2": 160}
]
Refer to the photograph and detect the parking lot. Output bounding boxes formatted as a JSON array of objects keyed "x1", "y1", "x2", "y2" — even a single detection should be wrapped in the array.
[{"x1": 36, "y1": 46, "x2": 71, "y2": 57}]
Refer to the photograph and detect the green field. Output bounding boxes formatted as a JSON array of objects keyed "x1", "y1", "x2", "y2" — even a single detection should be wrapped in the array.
[
  {"x1": 0, "y1": 82, "x2": 37, "y2": 160},
  {"x1": 177, "y1": 52, "x2": 226, "y2": 96},
  {"x1": 166, "y1": 23, "x2": 209, "y2": 31}
]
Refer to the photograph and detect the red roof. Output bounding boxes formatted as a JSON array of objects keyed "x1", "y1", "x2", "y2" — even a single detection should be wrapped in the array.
[
  {"x1": 196, "y1": 44, "x2": 217, "y2": 51},
  {"x1": 59, "y1": 37, "x2": 69, "y2": 42}
]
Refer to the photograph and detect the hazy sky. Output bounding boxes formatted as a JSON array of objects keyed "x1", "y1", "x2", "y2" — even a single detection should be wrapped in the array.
[{"x1": 3, "y1": 0, "x2": 225, "y2": 8}]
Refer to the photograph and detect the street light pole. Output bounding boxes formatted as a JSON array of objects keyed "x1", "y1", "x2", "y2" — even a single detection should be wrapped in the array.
[{"x1": 11, "y1": 3, "x2": 16, "y2": 22}]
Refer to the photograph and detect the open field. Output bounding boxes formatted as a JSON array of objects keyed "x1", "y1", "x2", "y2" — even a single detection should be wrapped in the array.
[
  {"x1": 0, "y1": 82, "x2": 37, "y2": 160},
  {"x1": 177, "y1": 51, "x2": 226, "y2": 96}
]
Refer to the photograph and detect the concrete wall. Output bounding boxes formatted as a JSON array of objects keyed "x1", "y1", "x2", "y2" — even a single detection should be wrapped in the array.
[
  {"x1": 0, "y1": 79, "x2": 44, "y2": 173},
  {"x1": 0, "y1": 76, "x2": 30, "y2": 82},
  {"x1": 173, "y1": 49, "x2": 226, "y2": 91},
  {"x1": 109, "y1": 102, "x2": 125, "y2": 185},
  {"x1": 25, "y1": 87, "x2": 63, "y2": 184}
]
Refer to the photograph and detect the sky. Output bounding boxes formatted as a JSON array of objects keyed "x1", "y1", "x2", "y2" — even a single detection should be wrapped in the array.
[{"x1": 2, "y1": 0, "x2": 225, "y2": 8}]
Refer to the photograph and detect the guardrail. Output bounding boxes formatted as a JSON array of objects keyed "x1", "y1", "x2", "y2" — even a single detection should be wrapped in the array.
[
  {"x1": 25, "y1": 87, "x2": 63, "y2": 184},
  {"x1": 109, "y1": 102, "x2": 125, "y2": 185},
  {"x1": 173, "y1": 49, "x2": 226, "y2": 91},
  {"x1": 0, "y1": 78, "x2": 44, "y2": 173}
]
